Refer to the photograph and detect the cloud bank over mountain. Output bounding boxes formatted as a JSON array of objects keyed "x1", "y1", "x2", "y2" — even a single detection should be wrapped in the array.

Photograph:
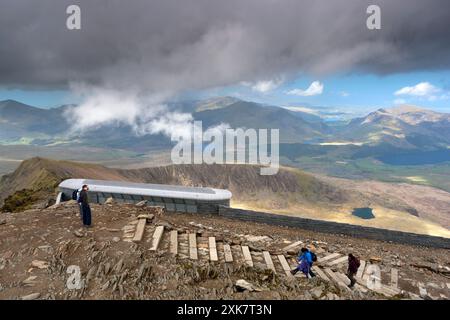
[{"x1": 1, "y1": 0, "x2": 450, "y2": 132}]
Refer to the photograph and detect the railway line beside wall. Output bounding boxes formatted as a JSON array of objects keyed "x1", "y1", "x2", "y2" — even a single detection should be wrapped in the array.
[{"x1": 216, "y1": 206, "x2": 450, "y2": 249}]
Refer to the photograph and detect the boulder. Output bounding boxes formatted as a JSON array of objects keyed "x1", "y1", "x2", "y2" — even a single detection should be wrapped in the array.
[
  {"x1": 31, "y1": 260, "x2": 48, "y2": 269},
  {"x1": 21, "y1": 292, "x2": 40, "y2": 300},
  {"x1": 370, "y1": 256, "x2": 382, "y2": 263},
  {"x1": 137, "y1": 214, "x2": 154, "y2": 221},
  {"x1": 235, "y1": 279, "x2": 261, "y2": 292},
  {"x1": 135, "y1": 200, "x2": 148, "y2": 207},
  {"x1": 244, "y1": 235, "x2": 272, "y2": 242},
  {"x1": 104, "y1": 198, "x2": 115, "y2": 205},
  {"x1": 74, "y1": 230, "x2": 85, "y2": 238},
  {"x1": 309, "y1": 287, "x2": 323, "y2": 299}
]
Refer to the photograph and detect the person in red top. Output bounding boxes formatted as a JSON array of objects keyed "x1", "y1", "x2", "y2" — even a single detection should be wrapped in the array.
[{"x1": 347, "y1": 253, "x2": 360, "y2": 288}]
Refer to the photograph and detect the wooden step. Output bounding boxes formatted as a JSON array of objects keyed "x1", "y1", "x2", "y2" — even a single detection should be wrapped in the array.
[
  {"x1": 262, "y1": 251, "x2": 276, "y2": 272},
  {"x1": 209, "y1": 237, "x2": 218, "y2": 262},
  {"x1": 328, "y1": 255, "x2": 348, "y2": 266},
  {"x1": 282, "y1": 240, "x2": 303, "y2": 252},
  {"x1": 277, "y1": 255, "x2": 294, "y2": 278},
  {"x1": 318, "y1": 252, "x2": 341, "y2": 264},
  {"x1": 324, "y1": 268, "x2": 351, "y2": 292},
  {"x1": 132, "y1": 219, "x2": 147, "y2": 242},
  {"x1": 223, "y1": 244, "x2": 233, "y2": 263},
  {"x1": 311, "y1": 266, "x2": 330, "y2": 282},
  {"x1": 337, "y1": 273, "x2": 368, "y2": 294},
  {"x1": 189, "y1": 233, "x2": 198, "y2": 260},
  {"x1": 356, "y1": 260, "x2": 366, "y2": 279},
  {"x1": 169, "y1": 230, "x2": 178, "y2": 255},
  {"x1": 241, "y1": 246, "x2": 254, "y2": 267},
  {"x1": 149, "y1": 226, "x2": 164, "y2": 251},
  {"x1": 391, "y1": 268, "x2": 398, "y2": 289}
]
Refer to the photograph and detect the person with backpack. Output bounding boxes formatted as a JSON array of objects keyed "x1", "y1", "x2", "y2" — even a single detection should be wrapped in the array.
[
  {"x1": 347, "y1": 253, "x2": 360, "y2": 288},
  {"x1": 291, "y1": 247, "x2": 316, "y2": 278},
  {"x1": 78, "y1": 184, "x2": 92, "y2": 227},
  {"x1": 72, "y1": 187, "x2": 83, "y2": 220}
]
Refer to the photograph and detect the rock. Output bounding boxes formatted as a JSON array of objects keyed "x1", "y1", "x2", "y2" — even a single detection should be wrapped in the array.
[
  {"x1": 31, "y1": 260, "x2": 48, "y2": 269},
  {"x1": 106, "y1": 228, "x2": 120, "y2": 232},
  {"x1": 326, "y1": 292, "x2": 335, "y2": 300},
  {"x1": 235, "y1": 279, "x2": 261, "y2": 292},
  {"x1": 74, "y1": 230, "x2": 85, "y2": 238},
  {"x1": 47, "y1": 203, "x2": 61, "y2": 210},
  {"x1": 309, "y1": 287, "x2": 324, "y2": 299},
  {"x1": 137, "y1": 214, "x2": 154, "y2": 221},
  {"x1": 104, "y1": 197, "x2": 115, "y2": 205},
  {"x1": 135, "y1": 200, "x2": 148, "y2": 207},
  {"x1": 21, "y1": 292, "x2": 40, "y2": 300},
  {"x1": 22, "y1": 276, "x2": 38, "y2": 286},
  {"x1": 244, "y1": 235, "x2": 272, "y2": 242},
  {"x1": 370, "y1": 256, "x2": 382, "y2": 263},
  {"x1": 156, "y1": 221, "x2": 174, "y2": 230},
  {"x1": 0, "y1": 218, "x2": 7, "y2": 225},
  {"x1": 63, "y1": 200, "x2": 78, "y2": 206},
  {"x1": 112, "y1": 237, "x2": 120, "y2": 243}
]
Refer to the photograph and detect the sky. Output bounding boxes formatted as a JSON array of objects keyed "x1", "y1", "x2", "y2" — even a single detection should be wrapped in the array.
[{"x1": 1, "y1": 0, "x2": 450, "y2": 129}]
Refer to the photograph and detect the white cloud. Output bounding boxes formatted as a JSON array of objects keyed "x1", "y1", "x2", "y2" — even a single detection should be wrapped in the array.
[
  {"x1": 282, "y1": 106, "x2": 319, "y2": 115},
  {"x1": 287, "y1": 81, "x2": 324, "y2": 96},
  {"x1": 340, "y1": 91, "x2": 349, "y2": 97},
  {"x1": 243, "y1": 78, "x2": 283, "y2": 93},
  {"x1": 394, "y1": 82, "x2": 440, "y2": 98},
  {"x1": 65, "y1": 85, "x2": 195, "y2": 139}
]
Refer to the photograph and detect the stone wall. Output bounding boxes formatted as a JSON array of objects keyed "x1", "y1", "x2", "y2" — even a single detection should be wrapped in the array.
[{"x1": 217, "y1": 206, "x2": 450, "y2": 249}]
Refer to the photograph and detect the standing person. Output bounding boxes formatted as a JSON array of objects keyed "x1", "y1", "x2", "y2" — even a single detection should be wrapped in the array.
[
  {"x1": 76, "y1": 186, "x2": 83, "y2": 220},
  {"x1": 347, "y1": 253, "x2": 360, "y2": 288},
  {"x1": 79, "y1": 184, "x2": 92, "y2": 227},
  {"x1": 291, "y1": 248, "x2": 315, "y2": 278}
]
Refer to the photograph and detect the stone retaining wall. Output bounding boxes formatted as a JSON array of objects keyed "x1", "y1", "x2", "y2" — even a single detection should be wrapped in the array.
[{"x1": 217, "y1": 206, "x2": 450, "y2": 249}]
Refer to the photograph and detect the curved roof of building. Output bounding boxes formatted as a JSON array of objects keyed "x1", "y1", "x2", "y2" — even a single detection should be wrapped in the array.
[{"x1": 59, "y1": 179, "x2": 232, "y2": 201}]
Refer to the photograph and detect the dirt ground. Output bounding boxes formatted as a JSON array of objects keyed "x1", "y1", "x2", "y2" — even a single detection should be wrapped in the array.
[{"x1": 0, "y1": 202, "x2": 449, "y2": 300}]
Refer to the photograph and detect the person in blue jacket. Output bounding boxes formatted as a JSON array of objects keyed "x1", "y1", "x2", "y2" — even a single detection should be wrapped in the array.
[{"x1": 291, "y1": 247, "x2": 316, "y2": 278}]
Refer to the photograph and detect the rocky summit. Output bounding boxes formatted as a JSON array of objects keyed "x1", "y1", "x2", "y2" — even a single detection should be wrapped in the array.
[{"x1": 0, "y1": 201, "x2": 449, "y2": 300}]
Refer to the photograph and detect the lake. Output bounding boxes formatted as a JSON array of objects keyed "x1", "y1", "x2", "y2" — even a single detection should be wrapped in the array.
[{"x1": 352, "y1": 207, "x2": 375, "y2": 219}]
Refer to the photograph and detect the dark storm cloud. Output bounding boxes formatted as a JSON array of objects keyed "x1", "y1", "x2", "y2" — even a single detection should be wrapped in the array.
[{"x1": 1, "y1": 0, "x2": 450, "y2": 92}]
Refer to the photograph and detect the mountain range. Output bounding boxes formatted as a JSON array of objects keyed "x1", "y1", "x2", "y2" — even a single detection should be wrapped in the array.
[{"x1": 1, "y1": 98, "x2": 449, "y2": 150}]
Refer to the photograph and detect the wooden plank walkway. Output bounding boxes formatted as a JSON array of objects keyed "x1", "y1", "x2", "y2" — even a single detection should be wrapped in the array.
[
  {"x1": 132, "y1": 219, "x2": 147, "y2": 242},
  {"x1": 169, "y1": 230, "x2": 178, "y2": 255},
  {"x1": 328, "y1": 255, "x2": 348, "y2": 266},
  {"x1": 318, "y1": 252, "x2": 341, "y2": 264},
  {"x1": 223, "y1": 244, "x2": 233, "y2": 262},
  {"x1": 262, "y1": 251, "x2": 276, "y2": 272},
  {"x1": 324, "y1": 268, "x2": 351, "y2": 292},
  {"x1": 209, "y1": 237, "x2": 218, "y2": 262},
  {"x1": 189, "y1": 233, "x2": 198, "y2": 260},
  {"x1": 241, "y1": 246, "x2": 254, "y2": 267},
  {"x1": 311, "y1": 266, "x2": 330, "y2": 281},
  {"x1": 282, "y1": 240, "x2": 303, "y2": 252},
  {"x1": 356, "y1": 260, "x2": 366, "y2": 279},
  {"x1": 149, "y1": 226, "x2": 164, "y2": 251},
  {"x1": 277, "y1": 255, "x2": 294, "y2": 278},
  {"x1": 391, "y1": 268, "x2": 398, "y2": 289}
]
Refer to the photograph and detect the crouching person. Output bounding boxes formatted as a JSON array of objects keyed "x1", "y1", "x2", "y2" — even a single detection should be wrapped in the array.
[{"x1": 79, "y1": 184, "x2": 92, "y2": 228}]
